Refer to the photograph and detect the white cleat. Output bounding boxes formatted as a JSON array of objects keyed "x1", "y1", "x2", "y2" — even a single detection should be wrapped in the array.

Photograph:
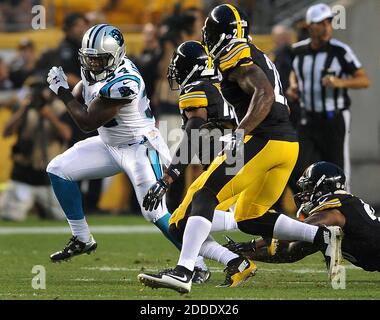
[{"x1": 138, "y1": 266, "x2": 193, "y2": 294}]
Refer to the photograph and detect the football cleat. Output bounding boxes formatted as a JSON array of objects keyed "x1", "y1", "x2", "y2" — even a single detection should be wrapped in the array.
[
  {"x1": 138, "y1": 266, "x2": 193, "y2": 294},
  {"x1": 217, "y1": 257, "x2": 257, "y2": 288},
  {"x1": 50, "y1": 235, "x2": 97, "y2": 262},
  {"x1": 192, "y1": 267, "x2": 211, "y2": 284}
]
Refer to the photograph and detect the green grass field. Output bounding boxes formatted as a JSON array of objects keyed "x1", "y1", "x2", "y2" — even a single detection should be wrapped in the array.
[{"x1": 1, "y1": 215, "x2": 379, "y2": 300}]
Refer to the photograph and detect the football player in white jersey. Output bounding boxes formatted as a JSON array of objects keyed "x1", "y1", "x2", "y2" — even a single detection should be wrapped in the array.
[{"x1": 46, "y1": 24, "x2": 209, "y2": 280}]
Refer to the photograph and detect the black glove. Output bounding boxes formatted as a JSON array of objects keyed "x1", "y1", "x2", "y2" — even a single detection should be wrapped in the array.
[
  {"x1": 223, "y1": 235, "x2": 256, "y2": 258},
  {"x1": 143, "y1": 179, "x2": 169, "y2": 211}
]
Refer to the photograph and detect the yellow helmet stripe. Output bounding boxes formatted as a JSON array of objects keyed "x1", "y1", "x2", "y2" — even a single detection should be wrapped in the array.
[
  {"x1": 202, "y1": 44, "x2": 213, "y2": 69},
  {"x1": 226, "y1": 4, "x2": 242, "y2": 38}
]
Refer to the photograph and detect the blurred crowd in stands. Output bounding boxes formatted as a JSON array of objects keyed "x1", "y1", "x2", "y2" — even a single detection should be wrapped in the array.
[{"x1": 0, "y1": 1, "x2": 309, "y2": 221}]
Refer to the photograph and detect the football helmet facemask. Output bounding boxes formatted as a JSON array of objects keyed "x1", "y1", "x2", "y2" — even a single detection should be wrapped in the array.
[
  {"x1": 202, "y1": 4, "x2": 250, "y2": 60},
  {"x1": 79, "y1": 24, "x2": 126, "y2": 83},
  {"x1": 294, "y1": 161, "x2": 346, "y2": 210},
  {"x1": 167, "y1": 40, "x2": 215, "y2": 90}
]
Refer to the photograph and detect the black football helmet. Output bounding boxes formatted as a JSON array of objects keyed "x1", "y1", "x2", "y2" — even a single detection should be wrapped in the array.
[
  {"x1": 202, "y1": 4, "x2": 250, "y2": 59},
  {"x1": 167, "y1": 40, "x2": 214, "y2": 90},
  {"x1": 294, "y1": 161, "x2": 346, "y2": 208}
]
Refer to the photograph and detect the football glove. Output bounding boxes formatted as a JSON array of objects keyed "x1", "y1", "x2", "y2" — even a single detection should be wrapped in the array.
[
  {"x1": 47, "y1": 66, "x2": 69, "y2": 95},
  {"x1": 143, "y1": 178, "x2": 169, "y2": 211},
  {"x1": 223, "y1": 235, "x2": 256, "y2": 258}
]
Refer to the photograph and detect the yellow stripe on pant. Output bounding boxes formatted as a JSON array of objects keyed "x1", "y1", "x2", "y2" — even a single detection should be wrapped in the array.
[{"x1": 169, "y1": 135, "x2": 299, "y2": 227}]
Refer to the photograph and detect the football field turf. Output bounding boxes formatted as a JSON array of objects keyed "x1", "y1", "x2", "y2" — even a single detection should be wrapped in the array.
[{"x1": 0, "y1": 215, "x2": 379, "y2": 300}]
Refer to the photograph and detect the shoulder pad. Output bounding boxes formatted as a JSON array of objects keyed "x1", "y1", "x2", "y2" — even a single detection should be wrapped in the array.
[
  {"x1": 99, "y1": 75, "x2": 140, "y2": 100},
  {"x1": 309, "y1": 196, "x2": 342, "y2": 215},
  {"x1": 219, "y1": 43, "x2": 253, "y2": 72}
]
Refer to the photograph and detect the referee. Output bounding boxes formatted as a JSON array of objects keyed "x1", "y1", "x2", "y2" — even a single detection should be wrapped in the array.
[{"x1": 287, "y1": 3, "x2": 370, "y2": 191}]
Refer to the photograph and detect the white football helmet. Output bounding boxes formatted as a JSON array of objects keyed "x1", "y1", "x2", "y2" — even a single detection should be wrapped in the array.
[{"x1": 79, "y1": 24, "x2": 126, "y2": 83}]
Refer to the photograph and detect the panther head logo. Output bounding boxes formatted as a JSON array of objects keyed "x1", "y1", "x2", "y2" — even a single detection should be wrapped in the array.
[{"x1": 109, "y1": 29, "x2": 124, "y2": 46}]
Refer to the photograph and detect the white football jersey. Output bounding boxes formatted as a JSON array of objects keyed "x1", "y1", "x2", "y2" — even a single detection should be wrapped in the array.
[{"x1": 81, "y1": 57, "x2": 156, "y2": 145}]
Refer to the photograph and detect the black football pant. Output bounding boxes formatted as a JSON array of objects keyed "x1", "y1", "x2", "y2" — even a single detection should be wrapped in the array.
[{"x1": 289, "y1": 110, "x2": 350, "y2": 192}]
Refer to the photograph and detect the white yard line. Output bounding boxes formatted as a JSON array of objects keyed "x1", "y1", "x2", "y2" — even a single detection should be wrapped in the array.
[
  {"x1": 81, "y1": 265, "x2": 331, "y2": 274},
  {"x1": 0, "y1": 225, "x2": 158, "y2": 235}
]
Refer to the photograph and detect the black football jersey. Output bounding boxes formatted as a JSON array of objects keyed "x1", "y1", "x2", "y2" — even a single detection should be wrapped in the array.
[
  {"x1": 178, "y1": 79, "x2": 237, "y2": 168},
  {"x1": 310, "y1": 192, "x2": 380, "y2": 271},
  {"x1": 218, "y1": 42, "x2": 297, "y2": 141},
  {"x1": 179, "y1": 79, "x2": 237, "y2": 129}
]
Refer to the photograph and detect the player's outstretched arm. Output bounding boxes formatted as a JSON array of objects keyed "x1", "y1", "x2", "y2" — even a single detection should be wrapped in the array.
[{"x1": 228, "y1": 63, "x2": 274, "y2": 136}]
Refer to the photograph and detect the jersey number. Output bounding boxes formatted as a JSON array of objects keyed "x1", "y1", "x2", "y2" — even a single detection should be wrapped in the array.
[
  {"x1": 360, "y1": 199, "x2": 380, "y2": 222},
  {"x1": 264, "y1": 55, "x2": 287, "y2": 106}
]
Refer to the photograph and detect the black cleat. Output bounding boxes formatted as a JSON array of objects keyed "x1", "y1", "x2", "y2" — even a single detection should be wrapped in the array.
[
  {"x1": 50, "y1": 235, "x2": 97, "y2": 262},
  {"x1": 138, "y1": 265, "x2": 193, "y2": 293},
  {"x1": 217, "y1": 256, "x2": 257, "y2": 288},
  {"x1": 192, "y1": 267, "x2": 211, "y2": 284}
]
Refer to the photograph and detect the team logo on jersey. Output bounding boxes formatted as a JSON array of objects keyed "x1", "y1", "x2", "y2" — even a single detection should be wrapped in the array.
[
  {"x1": 109, "y1": 29, "x2": 124, "y2": 46},
  {"x1": 118, "y1": 86, "x2": 134, "y2": 97}
]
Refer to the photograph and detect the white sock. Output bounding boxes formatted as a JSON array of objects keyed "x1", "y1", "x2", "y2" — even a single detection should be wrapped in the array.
[
  {"x1": 200, "y1": 235, "x2": 239, "y2": 266},
  {"x1": 211, "y1": 210, "x2": 238, "y2": 232},
  {"x1": 273, "y1": 214, "x2": 318, "y2": 243},
  {"x1": 67, "y1": 218, "x2": 91, "y2": 242},
  {"x1": 178, "y1": 216, "x2": 212, "y2": 272},
  {"x1": 194, "y1": 256, "x2": 207, "y2": 270}
]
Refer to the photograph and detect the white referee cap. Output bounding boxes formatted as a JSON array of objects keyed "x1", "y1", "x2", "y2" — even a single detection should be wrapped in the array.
[{"x1": 306, "y1": 3, "x2": 334, "y2": 24}]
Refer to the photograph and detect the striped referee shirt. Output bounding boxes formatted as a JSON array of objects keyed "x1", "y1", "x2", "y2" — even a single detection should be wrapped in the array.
[{"x1": 292, "y1": 38, "x2": 362, "y2": 113}]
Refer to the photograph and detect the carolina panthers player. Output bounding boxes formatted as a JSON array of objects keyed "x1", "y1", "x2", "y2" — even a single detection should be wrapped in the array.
[
  {"x1": 45, "y1": 25, "x2": 208, "y2": 277},
  {"x1": 226, "y1": 162, "x2": 380, "y2": 272}
]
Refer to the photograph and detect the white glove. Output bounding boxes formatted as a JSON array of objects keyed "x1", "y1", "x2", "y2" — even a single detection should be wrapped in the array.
[
  {"x1": 47, "y1": 66, "x2": 69, "y2": 95},
  {"x1": 219, "y1": 131, "x2": 244, "y2": 158}
]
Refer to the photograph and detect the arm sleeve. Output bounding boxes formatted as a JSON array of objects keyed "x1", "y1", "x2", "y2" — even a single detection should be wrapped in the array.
[
  {"x1": 98, "y1": 76, "x2": 140, "y2": 100},
  {"x1": 166, "y1": 116, "x2": 207, "y2": 181}
]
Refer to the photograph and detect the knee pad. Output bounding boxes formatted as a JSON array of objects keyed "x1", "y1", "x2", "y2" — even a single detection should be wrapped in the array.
[
  {"x1": 237, "y1": 211, "x2": 281, "y2": 237},
  {"x1": 190, "y1": 188, "x2": 218, "y2": 221}
]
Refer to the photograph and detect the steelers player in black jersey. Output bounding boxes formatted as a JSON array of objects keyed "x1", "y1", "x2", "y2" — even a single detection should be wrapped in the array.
[
  {"x1": 141, "y1": 40, "x2": 257, "y2": 291},
  {"x1": 227, "y1": 162, "x2": 380, "y2": 272},
  {"x1": 139, "y1": 5, "x2": 343, "y2": 294}
]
